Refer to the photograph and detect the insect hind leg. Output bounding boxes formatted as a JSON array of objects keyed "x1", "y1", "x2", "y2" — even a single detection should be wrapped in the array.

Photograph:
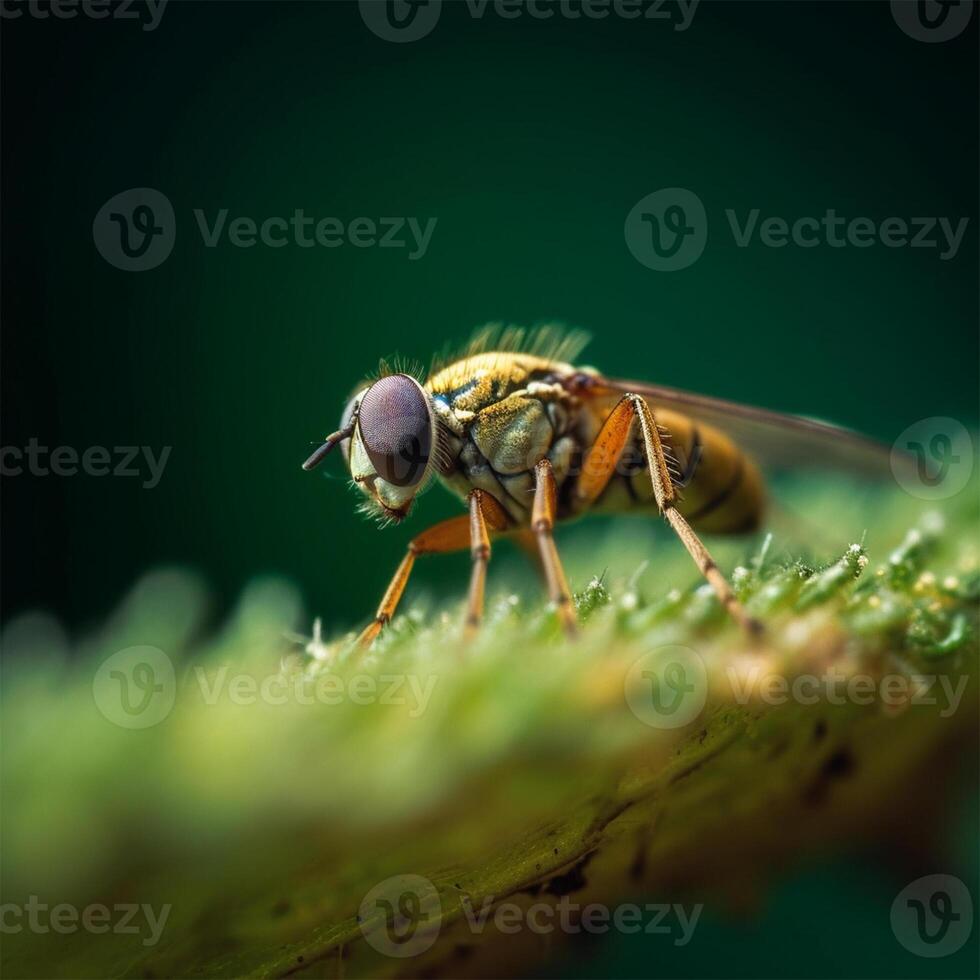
[{"x1": 577, "y1": 392, "x2": 762, "y2": 636}]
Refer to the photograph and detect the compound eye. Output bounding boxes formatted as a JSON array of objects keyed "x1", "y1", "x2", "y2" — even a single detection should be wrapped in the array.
[{"x1": 357, "y1": 375, "x2": 432, "y2": 487}]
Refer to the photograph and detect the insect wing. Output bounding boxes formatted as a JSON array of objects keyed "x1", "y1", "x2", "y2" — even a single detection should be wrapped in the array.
[{"x1": 596, "y1": 376, "x2": 901, "y2": 478}]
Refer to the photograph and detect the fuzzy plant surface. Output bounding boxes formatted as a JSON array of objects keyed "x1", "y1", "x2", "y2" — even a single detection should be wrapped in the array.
[{"x1": 1, "y1": 475, "x2": 977, "y2": 979}]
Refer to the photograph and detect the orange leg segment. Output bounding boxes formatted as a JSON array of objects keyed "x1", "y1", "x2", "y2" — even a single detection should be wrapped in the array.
[
  {"x1": 575, "y1": 394, "x2": 762, "y2": 636},
  {"x1": 465, "y1": 491, "x2": 491, "y2": 636},
  {"x1": 532, "y1": 459, "x2": 578, "y2": 637},
  {"x1": 356, "y1": 490, "x2": 510, "y2": 649}
]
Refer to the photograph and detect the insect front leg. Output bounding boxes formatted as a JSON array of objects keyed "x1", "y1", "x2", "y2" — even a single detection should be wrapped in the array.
[
  {"x1": 531, "y1": 459, "x2": 578, "y2": 637},
  {"x1": 464, "y1": 490, "x2": 511, "y2": 636},
  {"x1": 356, "y1": 492, "x2": 509, "y2": 649},
  {"x1": 576, "y1": 394, "x2": 762, "y2": 636}
]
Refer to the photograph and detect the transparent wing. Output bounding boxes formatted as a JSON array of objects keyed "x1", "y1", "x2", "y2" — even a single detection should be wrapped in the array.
[{"x1": 598, "y1": 376, "x2": 901, "y2": 479}]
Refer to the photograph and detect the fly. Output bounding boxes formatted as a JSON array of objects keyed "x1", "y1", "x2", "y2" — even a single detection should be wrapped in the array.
[{"x1": 302, "y1": 326, "x2": 895, "y2": 647}]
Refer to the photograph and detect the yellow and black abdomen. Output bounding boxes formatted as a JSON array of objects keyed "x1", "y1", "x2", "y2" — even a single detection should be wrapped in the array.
[{"x1": 588, "y1": 405, "x2": 766, "y2": 534}]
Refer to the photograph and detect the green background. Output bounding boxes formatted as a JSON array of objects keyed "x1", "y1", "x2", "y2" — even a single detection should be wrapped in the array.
[{"x1": 1, "y1": 2, "x2": 977, "y2": 977}]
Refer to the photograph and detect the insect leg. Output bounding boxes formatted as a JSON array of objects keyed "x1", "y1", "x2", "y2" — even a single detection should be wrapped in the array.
[
  {"x1": 356, "y1": 516, "x2": 468, "y2": 648},
  {"x1": 356, "y1": 493, "x2": 510, "y2": 648},
  {"x1": 574, "y1": 394, "x2": 645, "y2": 508},
  {"x1": 576, "y1": 394, "x2": 761, "y2": 635},
  {"x1": 465, "y1": 490, "x2": 493, "y2": 636},
  {"x1": 532, "y1": 458, "x2": 578, "y2": 637}
]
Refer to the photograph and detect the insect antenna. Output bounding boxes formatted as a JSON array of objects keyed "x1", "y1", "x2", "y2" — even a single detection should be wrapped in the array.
[{"x1": 301, "y1": 424, "x2": 354, "y2": 471}]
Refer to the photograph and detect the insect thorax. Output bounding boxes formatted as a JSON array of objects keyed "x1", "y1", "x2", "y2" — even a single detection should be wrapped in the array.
[
  {"x1": 426, "y1": 353, "x2": 590, "y2": 523},
  {"x1": 423, "y1": 351, "x2": 765, "y2": 534}
]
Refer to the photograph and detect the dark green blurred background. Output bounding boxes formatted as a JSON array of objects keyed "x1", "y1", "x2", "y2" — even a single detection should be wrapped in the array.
[{"x1": 1, "y1": 2, "x2": 978, "y2": 978}]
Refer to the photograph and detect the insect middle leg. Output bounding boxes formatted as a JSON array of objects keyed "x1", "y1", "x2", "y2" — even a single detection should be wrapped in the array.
[
  {"x1": 532, "y1": 458, "x2": 578, "y2": 637},
  {"x1": 575, "y1": 394, "x2": 762, "y2": 635},
  {"x1": 356, "y1": 490, "x2": 510, "y2": 648}
]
